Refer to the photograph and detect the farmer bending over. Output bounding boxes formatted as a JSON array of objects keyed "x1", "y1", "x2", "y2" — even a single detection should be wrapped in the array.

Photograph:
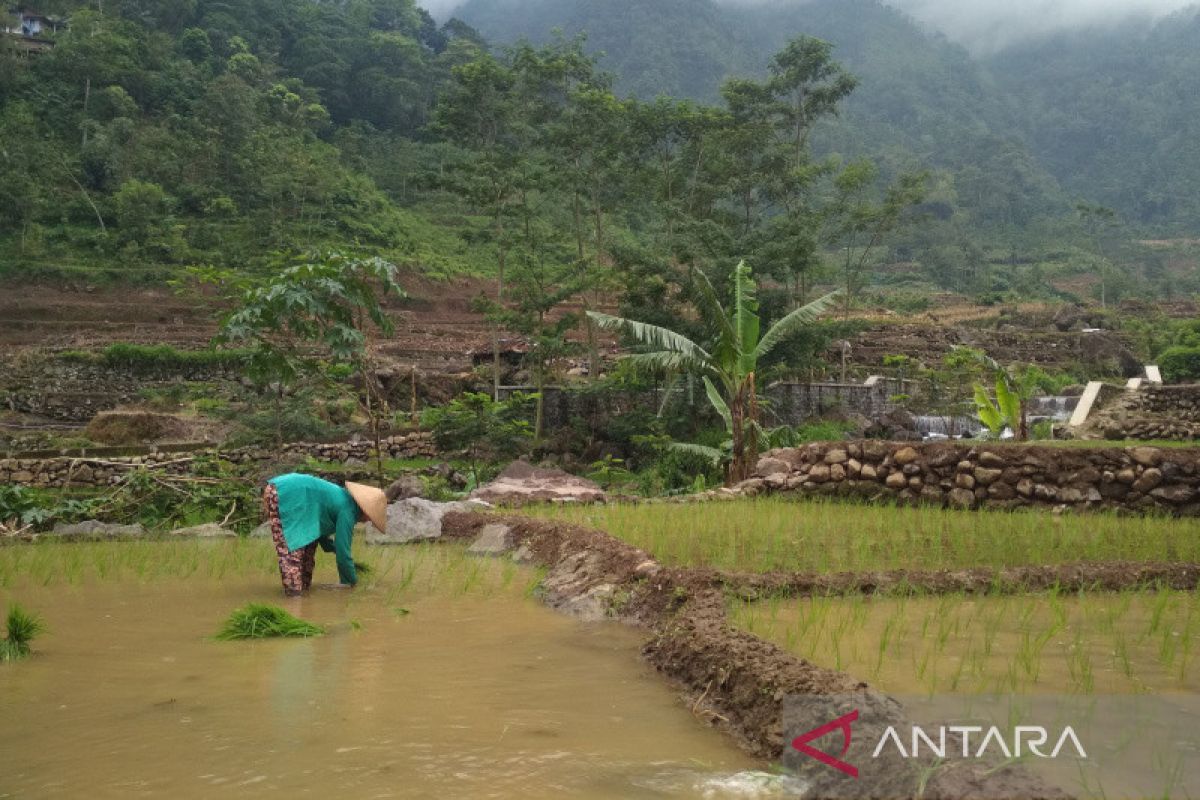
[{"x1": 261, "y1": 473, "x2": 388, "y2": 596}]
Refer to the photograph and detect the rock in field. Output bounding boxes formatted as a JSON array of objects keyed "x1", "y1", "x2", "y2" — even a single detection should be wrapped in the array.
[
  {"x1": 368, "y1": 497, "x2": 475, "y2": 544},
  {"x1": 50, "y1": 520, "x2": 146, "y2": 539},
  {"x1": 173, "y1": 523, "x2": 237, "y2": 538},
  {"x1": 467, "y1": 523, "x2": 515, "y2": 556},
  {"x1": 470, "y1": 461, "x2": 605, "y2": 505}
]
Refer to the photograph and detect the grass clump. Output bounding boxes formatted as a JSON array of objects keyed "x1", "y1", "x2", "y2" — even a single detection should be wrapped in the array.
[
  {"x1": 215, "y1": 603, "x2": 324, "y2": 640},
  {"x1": 1, "y1": 604, "x2": 46, "y2": 661}
]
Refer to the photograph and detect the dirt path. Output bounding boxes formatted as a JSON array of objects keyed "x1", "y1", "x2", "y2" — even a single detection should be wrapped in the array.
[{"x1": 444, "y1": 512, "x2": 1084, "y2": 798}]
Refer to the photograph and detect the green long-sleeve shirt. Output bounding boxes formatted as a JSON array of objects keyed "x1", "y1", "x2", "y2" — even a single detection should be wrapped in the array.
[{"x1": 268, "y1": 473, "x2": 358, "y2": 586}]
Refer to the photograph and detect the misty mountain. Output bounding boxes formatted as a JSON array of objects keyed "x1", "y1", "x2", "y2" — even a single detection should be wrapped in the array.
[
  {"x1": 450, "y1": 0, "x2": 1199, "y2": 233},
  {"x1": 986, "y1": 7, "x2": 1200, "y2": 228}
]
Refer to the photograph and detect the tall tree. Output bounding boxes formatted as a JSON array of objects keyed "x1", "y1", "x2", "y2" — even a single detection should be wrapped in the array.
[{"x1": 590, "y1": 261, "x2": 840, "y2": 484}]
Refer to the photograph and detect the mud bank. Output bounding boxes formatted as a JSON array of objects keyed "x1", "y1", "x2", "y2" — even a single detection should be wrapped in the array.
[
  {"x1": 443, "y1": 512, "x2": 1071, "y2": 799},
  {"x1": 720, "y1": 560, "x2": 1200, "y2": 599}
]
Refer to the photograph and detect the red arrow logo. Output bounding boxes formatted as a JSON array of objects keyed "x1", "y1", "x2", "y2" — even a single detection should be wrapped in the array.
[{"x1": 791, "y1": 709, "x2": 859, "y2": 778}]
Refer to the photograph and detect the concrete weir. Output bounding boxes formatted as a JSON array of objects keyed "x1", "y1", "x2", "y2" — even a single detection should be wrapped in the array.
[{"x1": 1068, "y1": 380, "x2": 1105, "y2": 427}]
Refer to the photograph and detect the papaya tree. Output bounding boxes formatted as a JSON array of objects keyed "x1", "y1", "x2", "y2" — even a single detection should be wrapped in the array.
[
  {"x1": 202, "y1": 250, "x2": 403, "y2": 481},
  {"x1": 588, "y1": 260, "x2": 839, "y2": 484}
]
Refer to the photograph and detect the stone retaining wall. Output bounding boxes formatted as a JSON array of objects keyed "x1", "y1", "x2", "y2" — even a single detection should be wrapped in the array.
[
  {"x1": 747, "y1": 440, "x2": 1200, "y2": 515},
  {"x1": 1, "y1": 356, "x2": 237, "y2": 422},
  {"x1": 1077, "y1": 384, "x2": 1200, "y2": 440},
  {"x1": 0, "y1": 433, "x2": 437, "y2": 488}
]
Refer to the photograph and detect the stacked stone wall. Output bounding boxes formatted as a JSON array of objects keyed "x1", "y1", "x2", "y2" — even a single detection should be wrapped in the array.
[{"x1": 748, "y1": 441, "x2": 1200, "y2": 515}]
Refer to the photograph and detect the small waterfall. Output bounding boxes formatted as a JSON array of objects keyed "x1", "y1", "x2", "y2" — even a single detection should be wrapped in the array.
[
  {"x1": 1026, "y1": 395, "x2": 1078, "y2": 421},
  {"x1": 915, "y1": 415, "x2": 984, "y2": 439}
]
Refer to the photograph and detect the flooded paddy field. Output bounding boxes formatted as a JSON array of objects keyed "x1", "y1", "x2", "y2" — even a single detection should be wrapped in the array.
[
  {"x1": 732, "y1": 589, "x2": 1200, "y2": 694},
  {"x1": 0, "y1": 541, "x2": 766, "y2": 799}
]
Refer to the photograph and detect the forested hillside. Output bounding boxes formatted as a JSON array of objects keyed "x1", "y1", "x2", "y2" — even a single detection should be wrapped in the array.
[
  {"x1": 453, "y1": 0, "x2": 1200, "y2": 238},
  {"x1": 0, "y1": 0, "x2": 489, "y2": 277},
  {"x1": 1, "y1": 0, "x2": 1196, "y2": 306},
  {"x1": 987, "y1": 7, "x2": 1200, "y2": 230}
]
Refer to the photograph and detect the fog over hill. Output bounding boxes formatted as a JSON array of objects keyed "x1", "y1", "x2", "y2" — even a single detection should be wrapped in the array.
[{"x1": 426, "y1": 0, "x2": 1198, "y2": 53}]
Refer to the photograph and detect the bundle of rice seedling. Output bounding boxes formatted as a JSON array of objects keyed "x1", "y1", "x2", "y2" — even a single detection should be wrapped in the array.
[
  {"x1": 215, "y1": 603, "x2": 324, "y2": 640},
  {"x1": 1, "y1": 604, "x2": 45, "y2": 661},
  {"x1": 353, "y1": 560, "x2": 372, "y2": 575}
]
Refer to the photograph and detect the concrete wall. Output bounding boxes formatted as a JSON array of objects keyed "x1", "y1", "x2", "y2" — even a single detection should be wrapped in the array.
[{"x1": 748, "y1": 440, "x2": 1200, "y2": 516}]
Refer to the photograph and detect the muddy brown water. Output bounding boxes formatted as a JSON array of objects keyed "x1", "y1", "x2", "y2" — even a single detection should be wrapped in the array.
[{"x1": 0, "y1": 546, "x2": 767, "y2": 799}]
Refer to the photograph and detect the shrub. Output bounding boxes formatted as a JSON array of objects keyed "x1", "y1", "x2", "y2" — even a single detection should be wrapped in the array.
[{"x1": 1158, "y1": 345, "x2": 1200, "y2": 383}]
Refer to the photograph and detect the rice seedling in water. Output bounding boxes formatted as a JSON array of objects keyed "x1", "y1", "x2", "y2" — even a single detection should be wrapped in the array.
[
  {"x1": 215, "y1": 603, "x2": 324, "y2": 640},
  {"x1": 1, "y1": 603, "x2": 46, "y2": 661},
  {"x1": 735, "y1": 589, "x2": 1199, "y2": 694}
]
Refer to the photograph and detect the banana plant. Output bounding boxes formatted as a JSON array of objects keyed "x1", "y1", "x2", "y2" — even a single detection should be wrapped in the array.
[
  {"x1": 973, "y1": 377, "x2": 1021, "y2": 438},
  {"x1": 588, "y1": 260, "x2": 839, "y2": 483},
  {"x1": 960, "y1": 346, "x2": 1046, "y2": 440}
]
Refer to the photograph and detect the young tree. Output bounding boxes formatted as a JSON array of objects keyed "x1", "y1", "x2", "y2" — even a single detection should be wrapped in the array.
[
  {"x1": 421, "y1": 391, "x2": 534, "y2": 486},
  {"x1": 827, "y1": 162, "x2": 930, "y2": 317},
  {"x1": 589, "y1": 260, "x2": 840, "y2": 484},
  {"x1": 435, "y1": 55, "x2": 524, "y2": 400},
  {"x1": 207, "y1": 251, "x2": 403, "y2": 480}
]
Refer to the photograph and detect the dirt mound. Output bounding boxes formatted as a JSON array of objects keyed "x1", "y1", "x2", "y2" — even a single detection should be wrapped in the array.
[{"x1": 84, "y1": 411, "x2": 196, "y2": 445}]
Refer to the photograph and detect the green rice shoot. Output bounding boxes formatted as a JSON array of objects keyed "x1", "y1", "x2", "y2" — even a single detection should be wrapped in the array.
[
  {"x1": 532, "y1": 497, "x2": 1199, "y2": 574},
  {"x1": 215, "y1": 603, "x2": 325, "y2": 640},
  {"x1": 1, "y1": 603, "x2": 46, "y2": 661}
]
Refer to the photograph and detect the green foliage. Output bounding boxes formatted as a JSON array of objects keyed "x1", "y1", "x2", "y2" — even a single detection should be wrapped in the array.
[
  {"x1": 1158, "y1": 345, "x2": 1200, "y2": 383},
  {"x1": 0, "y1": 485, "x2": 43, "y2": 527},
  {"x1": 585, "y1": 455, "x2": 634, "y2": 489},
  {"x1": 1, "y1": 463, "x2": 259, "y2": 534},
  {"x1": 1, "y1": 604, "x2": 45, "y2": 661},
  {"x1": 973, "y1": 379, "x2": 1016, "y2": 438},
  {"x1": 420, "y1": 392, "x2": 534, "y2": 480},
  {"x1": 99, "y1": 343, "x2": 247, "y2": 370},
  {"x1": 0, "y1": 0, "x2": 487, "y2": 274},
  {"x1": 215, "y1": 604, "x2": 324, "y2": 640},
  {"x1": 590, "y1": 260, "x2": 840, "y2": 482},
  {"x1": 769, "y1": 420, "x2": 857, "y2": 445},
  {"x1": 213, "y1": 250, "x2": 403, "y2": 372}
]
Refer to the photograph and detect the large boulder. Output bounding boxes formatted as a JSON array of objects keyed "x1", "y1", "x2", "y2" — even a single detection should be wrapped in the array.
[
  {"x1": 470, "y1": 461, "x2": 605, "y2": 505},
  {"x1": 384, "y1": 475, "x2": 424, "y2": 501},
  {"x1": 367, "y1": 497, "x2": 475, "y2": 544},
  {"x1": 863, "y1": 407, "x2": 918, "y2": 440}
]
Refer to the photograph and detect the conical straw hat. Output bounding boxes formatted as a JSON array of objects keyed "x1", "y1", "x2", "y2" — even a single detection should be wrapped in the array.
[{"x1": 345, "y1": 482, "x2": 388, "y2": 534}]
